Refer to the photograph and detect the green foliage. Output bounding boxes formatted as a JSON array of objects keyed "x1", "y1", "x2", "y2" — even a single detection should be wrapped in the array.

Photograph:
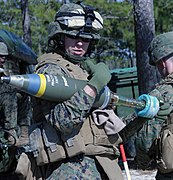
[
  {"x1": 0, "y1": 0, "x2": 61, "y2": 56},
  {"x1": 83, "y1": 0, "x2": 135, "y2": 69},
  {"x1": 0, "y1": 0, "x2": 135, "y2": 69},
  {"x1": 29, "y1": 0, "x2": 61, "y2": 54},
  {"x1": 0, "y1": 1, "x2": 23, "y2": 35},
  {"x1": 154, "y1": 0, "x2": 173, "y2": 34},
  {"x1": 1, "y1": 0, "x2": 173, "y2": 69}
]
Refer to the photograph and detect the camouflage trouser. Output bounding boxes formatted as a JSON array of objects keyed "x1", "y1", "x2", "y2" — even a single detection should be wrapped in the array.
[
  {"x1": 0, "y1": 92, "x2": 18, "y2": 130},
  {"x1": 16, "y1": 154, "x2": 103, "y2": 180},
  {"x1": 124, "y1": 134, "x2": 137, "y2": 158},
  {"x1": 135, "y1": 117, "x2": 164, "y2": 169},
  {"x1": 46, "y1": 156, "x2": 102, "y2": 180}
]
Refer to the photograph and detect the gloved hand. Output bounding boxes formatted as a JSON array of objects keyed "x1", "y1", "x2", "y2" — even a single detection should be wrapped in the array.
[
  {"x1": 81, "y1": 60, "x2": 111, "y2": 94},
  {"x1": 155, "y1": 102, "x2": 171, "y2": 122}
]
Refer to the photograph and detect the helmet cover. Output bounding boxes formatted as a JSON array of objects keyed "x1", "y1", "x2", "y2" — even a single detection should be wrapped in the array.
[
  {"x1": 149, "y1": 31, "x2": 173, "y2": 65},
  {"x1": 48, "y1": 2, "x2": 103, "y2": 41}
]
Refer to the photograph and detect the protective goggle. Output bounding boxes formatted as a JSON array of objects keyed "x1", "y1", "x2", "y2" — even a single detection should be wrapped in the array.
[
  {"x1": 65, "y1": 34, "x2": 91, "y2": 42},
  {"x1": 0, "y1": 55, "x2": 8, "y2": 59}
]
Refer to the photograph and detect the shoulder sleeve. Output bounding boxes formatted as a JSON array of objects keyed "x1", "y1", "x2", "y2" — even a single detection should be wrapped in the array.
[
  {"x1": 35, "y1": 53, "x2": 71, "y2": 77},
  {"x1": 36, "y1": 63, "x2": 66, "y2": 77},
  {"x1": 34, "y1": 54, "x2": 95, "y2": 135}
]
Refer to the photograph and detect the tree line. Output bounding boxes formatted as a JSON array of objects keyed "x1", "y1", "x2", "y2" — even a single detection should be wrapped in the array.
[{"x1": 0, "y1": 0, "x2": 173, "y2": 94}]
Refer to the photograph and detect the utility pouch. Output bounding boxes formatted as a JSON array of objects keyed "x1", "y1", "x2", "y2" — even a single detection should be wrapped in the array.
[
  {"x1": 156, "y1": 124, "x2": 173, "y2": 173},
  {"x1": 42, "y1": 122, "x2": 66, "y2": 163},
  {"x1": 29, "y1": 126, "x2": 49, "y2": 166},
  {"x1": 63, "y1": 131, "x2": 86, "y2": 158},
  {"x1": 81, "y1": 116, "x2": 121, "y2": 156}
]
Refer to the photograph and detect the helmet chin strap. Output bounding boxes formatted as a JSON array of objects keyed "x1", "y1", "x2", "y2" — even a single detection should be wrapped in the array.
[{"x1": 64, "y1": 50, "x2": 87, "y2": 64}]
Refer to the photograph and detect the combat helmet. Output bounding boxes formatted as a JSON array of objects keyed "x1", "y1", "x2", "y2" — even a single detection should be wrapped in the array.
[
  {"x1": 47, "y1": 2, "x2": 103, "y2": 62},
  {"x1": 149, "y1": 31, "x2": 173, "y2": 65},
  {"x1": 0, "y1": 42, "x2": 8, "y2": 55}
]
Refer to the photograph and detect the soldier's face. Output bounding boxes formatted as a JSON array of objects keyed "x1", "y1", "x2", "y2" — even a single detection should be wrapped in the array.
[
  {"x1": 156, "y1": 56, "x2": 173, "y2": 77},
  {"x1": 0, "y1": 56, "x2": 5, "y2": 67},
  {"x1": 64, "y1": 35, "x2": 90, "y2": 57}
]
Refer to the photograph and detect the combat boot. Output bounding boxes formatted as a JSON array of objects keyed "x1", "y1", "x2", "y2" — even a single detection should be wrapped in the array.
[
  {"x1": 8, "y1": 128, "x2": 19, "y2": 146},
  {"x1": 15, "y1": 126, "x2": 29, "y2": 147}
]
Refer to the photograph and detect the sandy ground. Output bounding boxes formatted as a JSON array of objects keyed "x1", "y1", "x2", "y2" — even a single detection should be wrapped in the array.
[
  {"x1": 122, "y1": 169, "x2": 157, "y2": 180},
  {"x1": 119, "y1": 158, "x2": 157, "y2": 180}
]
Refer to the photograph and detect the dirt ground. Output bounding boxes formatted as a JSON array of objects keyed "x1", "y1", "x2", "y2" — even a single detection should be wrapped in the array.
[
  {"x1": 120, "y1": 158, "x2": 157, "y2": 180},
  {"x1": 122, "y1": 169, "x2": 157, "y2": 180}
]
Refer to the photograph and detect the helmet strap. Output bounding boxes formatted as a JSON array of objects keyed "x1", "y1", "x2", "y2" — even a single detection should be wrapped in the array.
[
  {"x1": 77, "y1": 1, "x2": 96, "y2": 35},
  {"x1": 63, "y1": 50, "x2": 87, "y2": 64}
]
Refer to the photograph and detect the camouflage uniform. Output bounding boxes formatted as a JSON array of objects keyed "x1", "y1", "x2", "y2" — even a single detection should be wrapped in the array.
[
  {"x1": 134, "y1": 76, "x2": 173, "y2": 167},
  {"x1": 121, "y1": 32, "x2": 173, "y2": 179},
  {"x1": 0, "y1": 58, "x2": 31, "y2": 131},
  {"x1": 22, "y1": 53, "x2": 122, "y2": 180},
  {"x1": 0, "y1": 42, "x2": 18, "y2": 130},
  {"x1": 15, "y1": 2, "x2": 124, "y2": 180},
  {"x1": 0, "y1": 29, "x2": 36, "y2": 176},
  {"x1": 35, "y1": 57, "x2": 101, "y2": 180},
  {"x1": 0, "y1": 42, "x2": 32, "y2": 145}
]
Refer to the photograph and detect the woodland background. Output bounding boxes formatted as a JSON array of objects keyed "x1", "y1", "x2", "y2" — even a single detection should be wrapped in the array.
[{"x1": 0, "y1": 0, "x2": 173, "y2": 94}]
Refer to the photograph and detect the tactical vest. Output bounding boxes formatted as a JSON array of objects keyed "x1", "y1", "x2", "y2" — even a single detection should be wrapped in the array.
[
  {"x1": 35, "y1": 53, "x2": 88, "y2": 80},
  {"x1": 30, "y1": 53, "x2": 122, "y2": 179}
]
